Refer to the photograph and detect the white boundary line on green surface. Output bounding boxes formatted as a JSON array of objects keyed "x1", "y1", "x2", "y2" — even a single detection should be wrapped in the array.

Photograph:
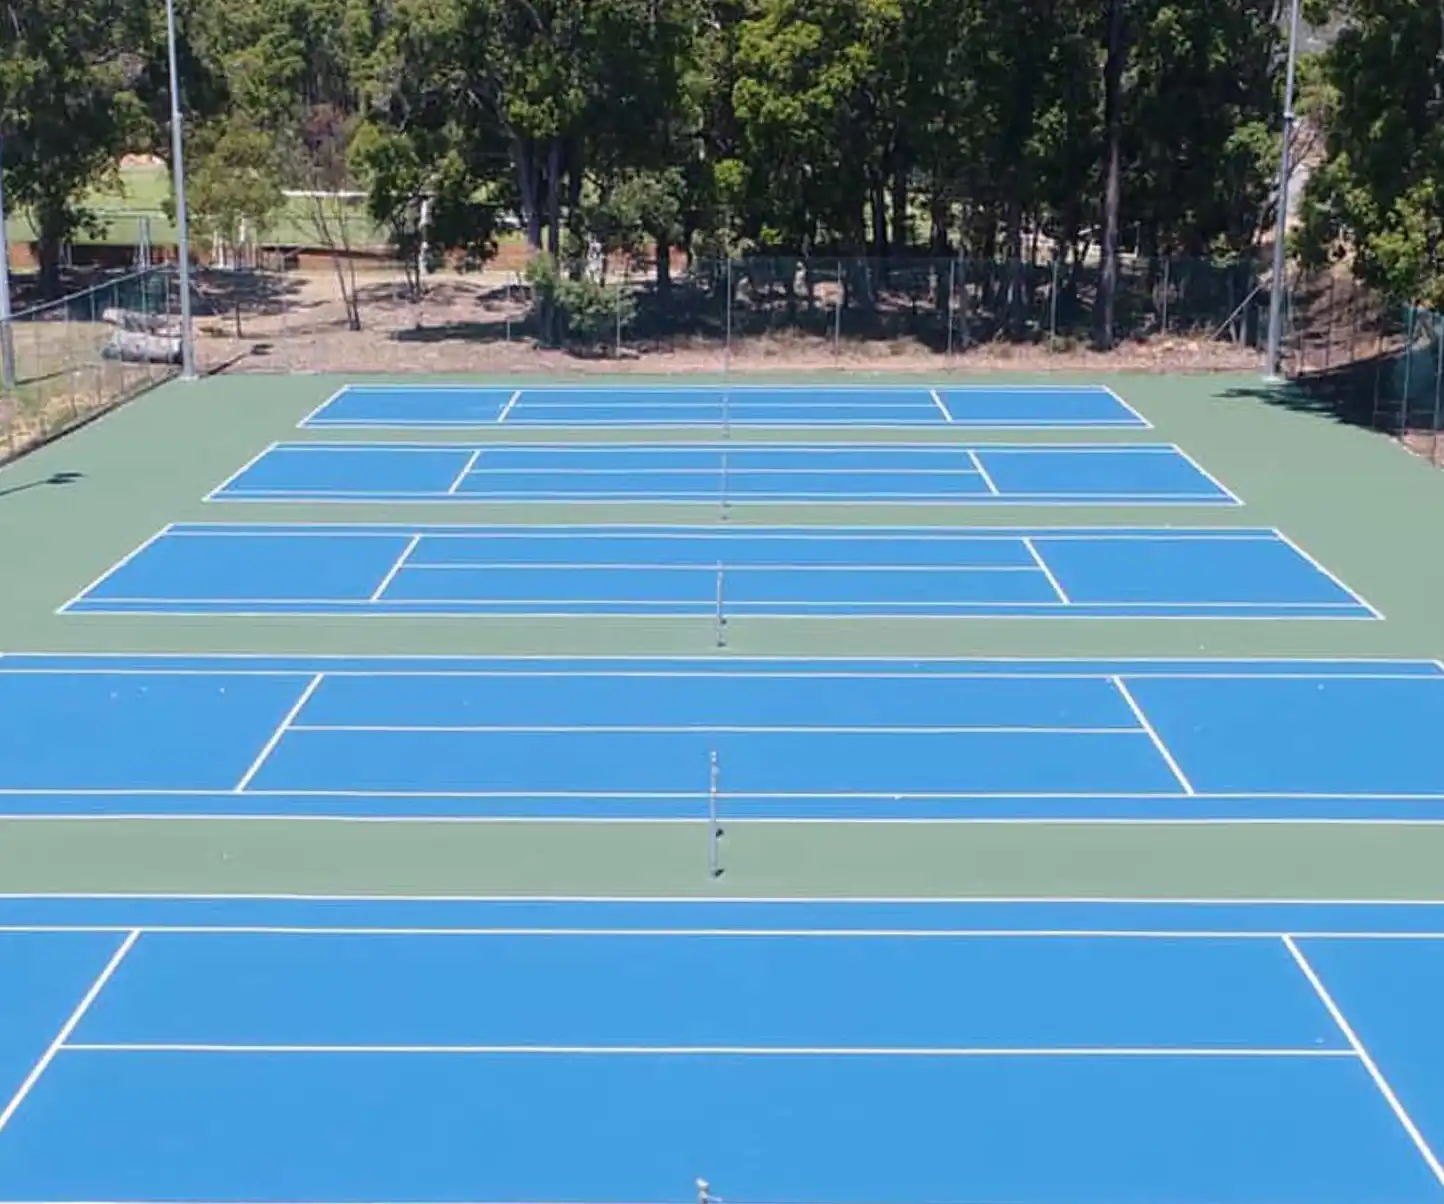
[{"x1": 202, "y1": 441, "x2": 282, "y2": 502}]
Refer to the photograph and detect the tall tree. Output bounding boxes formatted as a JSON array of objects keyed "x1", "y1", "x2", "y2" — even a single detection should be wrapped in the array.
[
  {"x1": 1299, "y1": 0, "x2": 1444, "y2": 305},
  {"x1": 0, "y1": 0, "x2": 139, "y2": 292},
  {"x1": 1094, "y1": 0, "x2": 1126, "y2": 348}
]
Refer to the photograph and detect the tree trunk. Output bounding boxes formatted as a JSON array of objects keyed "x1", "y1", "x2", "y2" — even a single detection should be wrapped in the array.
[
  {"x1": 891, "y1": 160, "x2": 908, "y2": 255},
  {"x1": 514, "y1": 137, "x2": 542, "y2": 250},
  {"x1": 870, "y1": 173, "x2": 887, "y2": 258},
  {"x1": 1094, "y1": 0, "x2": 1126, "y2": 351},
  {"x1": 1005, "y1": 199, "x2": 1025, "y2": 337},
  {"x1": 546, "y1": 137, "x2": 563, "y2": 258},
  {"x1": 928, "y1": 188, "x2": 950, "y2": 255},
  {"x1": 655, "y1": 237, "x2": 672, "y2": 297},
  {"x1": 35, "y1": 201, "x2": 67, "y2": 298}
]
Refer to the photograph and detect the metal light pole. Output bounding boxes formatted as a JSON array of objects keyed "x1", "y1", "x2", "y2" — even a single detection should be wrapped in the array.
[
  {"x1": 164, "y1": 0, "x2": 196, "y2": 378},
  {"x1": 1264, "y1": 0, "x2": 1303, "y2": 381},
  {"x1": 0, "y1": 132, "x2": 16, "y2": 392}
]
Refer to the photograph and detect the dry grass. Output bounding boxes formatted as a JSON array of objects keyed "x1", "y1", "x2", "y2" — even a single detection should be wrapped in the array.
[{"x1": 219, "y1": 264, "x2": 1263, "y2": 377}]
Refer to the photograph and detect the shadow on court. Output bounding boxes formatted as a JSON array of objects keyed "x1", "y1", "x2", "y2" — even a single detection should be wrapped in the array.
[{"x1": 0, "y1": 471, "x2": 85, "y2": 500}]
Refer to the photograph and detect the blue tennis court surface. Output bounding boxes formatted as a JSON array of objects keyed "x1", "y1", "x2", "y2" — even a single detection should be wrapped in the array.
[
  {"x1": 300, "y1": 383, "x2": 1150, "y2": 429},
  {"x1": 211, "y1": 442, "x2": 1238, "y2": 505},
  {"x1": 0, "y1": 654, "x2": 1439, "y2": 821},
  {"x1": 3, "y1": 896, "x2": 1444, "y2": 1204},
  {"x1": 61, "y1": 524, "x2": 1373, "y2": 619}
]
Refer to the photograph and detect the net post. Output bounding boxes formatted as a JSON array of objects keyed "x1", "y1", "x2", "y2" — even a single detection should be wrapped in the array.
[
  {"x1": 707, "y1": 751, "x2": 723, "y2": 878},
  {"x1": 719, "y1": 446, "x2": 730, "y2": 522},
  {"x1": 714, "y1": 562, "x2": 727, "y2": 648}
]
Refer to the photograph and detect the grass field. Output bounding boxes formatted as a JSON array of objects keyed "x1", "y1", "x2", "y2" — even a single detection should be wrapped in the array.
[{"x1": 2, "y1": 163, "x2": 390, "y2": 251}]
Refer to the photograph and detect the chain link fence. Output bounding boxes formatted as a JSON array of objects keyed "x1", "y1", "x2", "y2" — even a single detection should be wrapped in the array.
[
  {"x1": 0, "y1": 266, "x2": 260, "y2": 465},
  {"x1": 195, "y1": 245, "x2": 1273, "y2": 376},
  {"x1": 1283, "y1": 271, "x2": 1444, "y2": 464}
]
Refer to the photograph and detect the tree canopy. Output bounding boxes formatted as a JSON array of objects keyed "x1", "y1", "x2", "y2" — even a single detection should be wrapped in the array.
[{"x1": 6, "y1": 1, "x2": 1439, "y2": 315}]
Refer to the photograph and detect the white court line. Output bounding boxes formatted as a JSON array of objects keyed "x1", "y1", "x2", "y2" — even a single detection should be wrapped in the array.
[
  {"x1": 403, "y1": 562, "x2": 1040, "y2": 574},
  {"x1": 62, "y1": 1040, "x2": 1351, "y2": 1058},
  {"x1": 258, "y1": 440, "x2": 1198, "y2": 456},
  {"x1": 61, "y1": 602, "x2": 1380, "y2": 620},
  {"x1": 203, "y1": 442, "x2": 281, "y2": 502},
  {"x1": 1272, "y1": 527, "x2": 1383, "y2": 619},
  {"x1": 1020, "y1": 538, "x2": 1070, "y2": 603},
  {"x1": 1100, "y1": 384, "x2": 1154, "y2": 429},
  {"x1": 13, "y1": 815, "x2": 1444, "y2": 829},
  {"x1": 1283, "y1": 935, "x2": 1444, "y2": 1188},
  {"x1": 368, "y1": 534, "x2": 423, "y2": 602},
  {"x1": 55, "y1": 525, "x2": 176, "y2": 615},
  {"x1": 446, "y1": 449, "x2": 483, "y2": 495},
  {"x1": 208, "y1": 493, "x2": 1276, "y2": 507},
  {"x1": 3, "y1": 922, "x2": 1441, "y2": 939},
  {"x1": 325, "y1": 383, "x2": 1124, "y2": 396},
  {"x1": 929, "y1": 389, "x2": 953, "y2": 422},
  {"x1": 61, "y1": 594, "x2": 1375, "y2": 609},
  {"x1": 1167, "y1": 444, "x2": 1245, "y2": 506},
  {"x1": 5, "y1": 786, "x2": 1442, "y2": 800},
  {"x1": 496, "y1": 390, "x2": 522, "y2": 423},
  {"x1": 0, "y1": 929, "x2": 139, "y2": 1138},
  {"x1": 233, "y1": 674, "x2": 325, "y2": 794},
  {"x1": 286, "y1": 723, "x2": 1145, "y2": 736},
  {"x1": 0, "y1": 654, "x2": 1430, "y2": 671},
  {"x1": 0, "y1": 666, "x2": 1430, "y2": 679},
  {"x1": 966, "y1": 449, "x2": 1001, "y2": 495},
  {"x1": 1111, "y1": 676, "x2": 1196, "y2": 795},
  {"x1": 8, "y1": 889, "x2": 1444, "y2": 905},
  {"x1": 294, "y1": 385, "x2": 347, "y2": 429},
  {"x1": 155, "y1": 523, "x2": 1289, "y2": 541}
]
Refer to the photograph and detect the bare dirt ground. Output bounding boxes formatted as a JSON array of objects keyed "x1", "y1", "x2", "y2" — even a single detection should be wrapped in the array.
[{"x1": 204, "y1": 266, "x2": 1265, "y2": 377}]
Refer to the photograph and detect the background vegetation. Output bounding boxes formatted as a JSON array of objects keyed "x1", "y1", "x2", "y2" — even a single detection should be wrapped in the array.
[{"x1": 1, "y1": 1, "x2": 1439, "y2": 343}]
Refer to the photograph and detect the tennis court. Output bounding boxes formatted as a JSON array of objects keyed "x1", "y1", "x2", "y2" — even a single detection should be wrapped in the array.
[
  {"x1": 12, "y1": 368, "x2": 1444, "y2": 1204},
  {"x1": 60, "y1": 524, "x2": 1374, "y2": 619},
  {"x1": 2, "y1": 896, "x2": 1444, "y2": 1204},
  {"x1": 209, "y1": 442, "x2": 1239, "y2": 505},
  {"x1": 0, "y1": 654, "x2": 1436, "y2": 821},
  {"x1": 300, "y1": 383, "x2": 1149, "y2": 429}
]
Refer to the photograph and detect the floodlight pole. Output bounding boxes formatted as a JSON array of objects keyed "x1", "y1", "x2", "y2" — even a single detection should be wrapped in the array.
[
  {"x1": 0, "y1": 132, "x2": 16, "y2": 392},
  {"x1": 1264, "y1": 0, "x2": 1303, "y2": 382},
  {"x1": 165, "y1": 0, "x2": 196, "y2": 379}
]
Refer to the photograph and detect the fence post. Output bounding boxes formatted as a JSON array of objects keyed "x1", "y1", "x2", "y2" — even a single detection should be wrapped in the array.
[
  {"x1": 88, "y1": 283, "x2": 101, "y2": 414},
  {"x1": 1160, "y1": 258, "x2": 1170, "y2": 335},
  {"x1": 1400, "y1": 304, "x2": 1418, "y2": 433},
  {"x1": 614, "y1": 277, "x2": 622, "y2": 358},
  {"x1": 1049, "y1": 255, "x2": 1061, "y2": 351},
  {"x1": 1323, "y1": 273, "x2": 1335, "y2": 371},
  {"x1": 959, "y1": 257, "x2": 970, "y2": 351},
  {"x1": 945, "y1": 258, "x2": 956, "y2": 357},
  {"x1": 1432, "y1": 311, "x2": 1444, "y2": 466},
  {"x1": 1370, "y1": 318, "x2": 1386, "y2": 429},
  {"x1": 833, "y1": 262, "x2": 843, "y2": 358}
]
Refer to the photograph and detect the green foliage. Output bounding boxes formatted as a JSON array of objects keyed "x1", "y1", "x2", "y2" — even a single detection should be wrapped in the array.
[
  {"x1": 523, "y1": 251, "x2": 636, "y2": 349},
  {"x1": 1299, "y1": 0, "x2": 1444, "y2": 305},
  {"x1": 184, "y1": 115, "x2": 287, "y2": 248},
  {"x1": 18, "y1": 0, "x2": 1429, "y2": 316},
  {"x1": 0, "y1": 0, "x2": 145, "y2": 287}
]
